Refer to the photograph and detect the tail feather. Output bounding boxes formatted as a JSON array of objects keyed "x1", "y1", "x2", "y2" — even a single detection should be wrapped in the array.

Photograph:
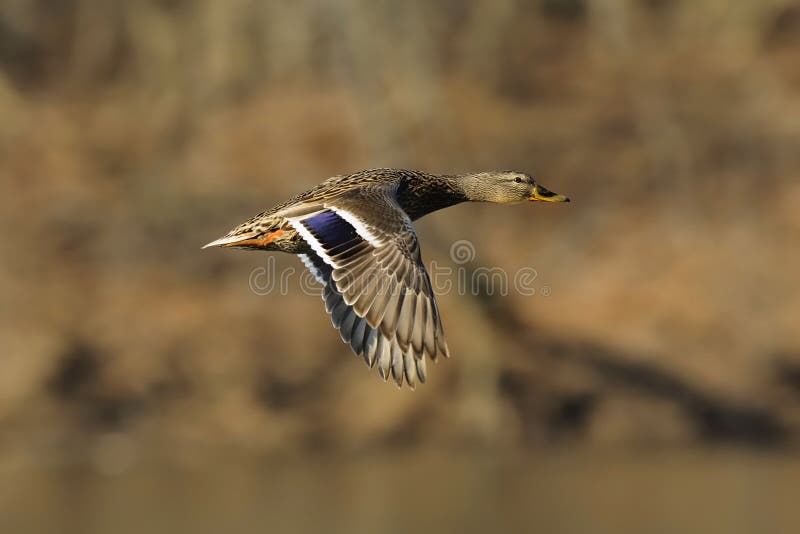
[
  {"x1": 203, "y1": 229, "x2": 285, "y2": 249},
  {"x1": 202, "y1": 232, "x2": 261, "y2": 249}
]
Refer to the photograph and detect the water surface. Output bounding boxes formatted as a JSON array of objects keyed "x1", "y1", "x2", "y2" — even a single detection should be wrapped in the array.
[{"x1": 2, "y1": 449, "x2": 798, "y2": 534}]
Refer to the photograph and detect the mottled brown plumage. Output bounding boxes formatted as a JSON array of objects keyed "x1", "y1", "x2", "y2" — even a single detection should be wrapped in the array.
[{"x1": 204, "y1": 168, "x2": 569, "y2": 388}]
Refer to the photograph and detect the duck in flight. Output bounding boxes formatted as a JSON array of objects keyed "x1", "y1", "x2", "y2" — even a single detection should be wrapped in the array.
[{"x1": 204, "y1": 169, "x2": 569, "y2": 389}]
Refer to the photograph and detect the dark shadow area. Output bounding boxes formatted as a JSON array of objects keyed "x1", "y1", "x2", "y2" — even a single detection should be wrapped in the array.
[{"x1": 479, "y1": 280, "x2": 791, "y2": 447}]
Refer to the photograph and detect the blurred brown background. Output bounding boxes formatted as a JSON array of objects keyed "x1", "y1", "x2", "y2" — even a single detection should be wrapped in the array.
[{"x1": 1, "y1": 1, "x2": 800, "y2": 533}]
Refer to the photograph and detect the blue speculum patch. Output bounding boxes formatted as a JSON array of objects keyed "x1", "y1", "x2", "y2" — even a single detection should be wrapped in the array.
[{"x1": 303, "y1": 210, "x2": 362, "y2": 253}]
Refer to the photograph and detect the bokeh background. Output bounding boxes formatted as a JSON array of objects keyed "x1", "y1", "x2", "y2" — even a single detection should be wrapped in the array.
[{"x1": 2, "y1": 0, "x2": 800, "y2": 532}]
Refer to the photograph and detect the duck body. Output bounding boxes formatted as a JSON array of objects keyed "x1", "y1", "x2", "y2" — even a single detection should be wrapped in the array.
[
  {"x1": 213, "y1": 169, "x2": 468, "y2": 254},
  {"x1": 205, "y1": 168, "x2": 569, "y2": 388}
]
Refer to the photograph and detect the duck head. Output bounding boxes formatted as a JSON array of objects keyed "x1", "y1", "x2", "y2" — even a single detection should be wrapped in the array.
[{"x1": 459, "y1": 171, "x2": 570, "y2": 204}]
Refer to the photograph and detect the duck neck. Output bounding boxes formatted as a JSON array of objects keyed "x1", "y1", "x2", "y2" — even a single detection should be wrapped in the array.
[{"x1": 396, "y1": 172, "x2": 472, "y2": 220}]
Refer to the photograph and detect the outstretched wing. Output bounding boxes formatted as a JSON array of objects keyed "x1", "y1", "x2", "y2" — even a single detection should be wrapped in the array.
[{"x1": 289, "y1": 185, "x2": 449, "y2": 388}]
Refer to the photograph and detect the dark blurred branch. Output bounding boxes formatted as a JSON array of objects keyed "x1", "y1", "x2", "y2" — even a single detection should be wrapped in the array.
[{"x1": 468, "y1": 267, "x2": 791, "y2": 447}]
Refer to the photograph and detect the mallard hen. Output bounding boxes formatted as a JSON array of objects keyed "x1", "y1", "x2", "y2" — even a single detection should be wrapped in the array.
[{"x1": 204, "y1": 168, "x2": 569, "y2": 388}]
